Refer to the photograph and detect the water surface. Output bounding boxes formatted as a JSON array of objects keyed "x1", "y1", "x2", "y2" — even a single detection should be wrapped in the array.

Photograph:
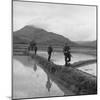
[
  {"x1": 13, "y1": 56, "x2": 70, "y2": 99},
  {"x1": 38, "y1": 51, "x2": 96, "y2": 65},
  {"x1": 13, "y1": 52, "x2": 96, "y2": 99}
]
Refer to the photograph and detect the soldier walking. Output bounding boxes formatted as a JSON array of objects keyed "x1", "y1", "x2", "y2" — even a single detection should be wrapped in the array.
[
  {"x1": 63, "y1": 43, "x2": 71, "y2": 66},
  {"x1": 47, "y1": 45, "x2": 53, "y2": 61},
  {"x1": 34, "y1": 45, "x2": 38, "y2": 55}
]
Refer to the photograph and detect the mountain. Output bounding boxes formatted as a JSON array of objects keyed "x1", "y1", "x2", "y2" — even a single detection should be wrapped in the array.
[
  {"x1": 13, "y1": 25, "x2": 77, "y2": 47},
  {"x1": 75, "y1": 40, "x2": 97, "y2": 48}
]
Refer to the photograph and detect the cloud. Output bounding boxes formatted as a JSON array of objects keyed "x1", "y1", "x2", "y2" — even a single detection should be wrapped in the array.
[{"x1": 13, "y1": 1, "x2": 96, "y2": 41}]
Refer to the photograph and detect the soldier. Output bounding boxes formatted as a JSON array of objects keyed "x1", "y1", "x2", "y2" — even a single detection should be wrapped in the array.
[
  {"x1": 30, "y1": 40, "x2": 36, "y2": 51},
  {"x1": 47, "y1": 45, "x2": 53, "y2": 61},
  {"x1": 29, "y1": 40, "x2": 38, "y2": 55},
  {"x1": 63, "y1": 43, "x2": 71, "y2": 66},
  {"x1": 34, "y1": 45, "x2": 37, "y2": 55},
  {"x1": 63, "y1": 43, "x2": 70, "y2": 52},
  {"x1": 67, "y1": 50, "x2": 72, "y2": 62},
  {"x1": 64, "y1": 50, "x2": 68, "y2": 66}
]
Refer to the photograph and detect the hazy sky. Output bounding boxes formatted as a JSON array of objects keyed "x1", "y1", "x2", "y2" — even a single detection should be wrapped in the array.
[{"x1": 13, "y1": 1, "x2": 96, "y2": 41}]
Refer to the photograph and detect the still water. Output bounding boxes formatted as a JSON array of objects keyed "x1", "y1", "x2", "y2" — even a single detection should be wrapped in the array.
[
  {"x1": 13, "y1": 56, "x2": 65, "y2": 99},
  {"x1": 13, "y1": 52, "x2": 96, "y2": 99}
]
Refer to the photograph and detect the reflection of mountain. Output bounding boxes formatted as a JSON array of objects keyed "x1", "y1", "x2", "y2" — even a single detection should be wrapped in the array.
[{"x1": 13, "y1": 25, "x2": 77, "y2": 47}]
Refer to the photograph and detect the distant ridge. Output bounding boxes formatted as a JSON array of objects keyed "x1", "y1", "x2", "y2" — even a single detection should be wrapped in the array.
[
  {"x1": 13, "y1": 25, "x2": 77, "y2": 46},
  {"x1": 13, "y1": 25, "x2": 96, "y2": 48},
  {"x1": 75, "y1": 40, "x2": 97, "y2": 48}
]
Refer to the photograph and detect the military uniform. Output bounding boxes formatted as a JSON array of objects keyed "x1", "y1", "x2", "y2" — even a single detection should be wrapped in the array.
[
  {"x1": 63, "y1": 45, "x2": 71, "y2": 66},
  {"x1": 34, "y1": 45, "x2": 37, "y2": 55},
  {"x1": 48, "y1": 46, "x2": 53, "y2": 61}
]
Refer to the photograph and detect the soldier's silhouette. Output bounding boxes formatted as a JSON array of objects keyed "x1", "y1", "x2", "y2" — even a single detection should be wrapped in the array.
[
  {"x1": 30, "y1": 40, "x2": 36, "y2": 51},
  {"x1": 47, "y1": 45, "x2": 53, "y2": 61},
  {"x1": 46, "y1": 76, "x2": 52, "y2": 92},
  {"x1": 63, "y1": 43, "x2": 71, "y2": 66},
  {"x1": 34, "y1": 45, "x2": 37, "y2": 55}
]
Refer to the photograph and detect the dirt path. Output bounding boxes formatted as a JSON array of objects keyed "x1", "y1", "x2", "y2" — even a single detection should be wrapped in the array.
[
  {"x1": 31, "y1": 54, "x2": 97, "y2": 95},
  {"x1": 71, "y1": 59, "x2": 96, "y2": 68}
]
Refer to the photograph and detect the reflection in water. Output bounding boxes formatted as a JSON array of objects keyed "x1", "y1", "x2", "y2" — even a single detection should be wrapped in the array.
[
  {"x1": 33, "y1": 63, "x2": 37, "y2": 72},
  {"x1": 13, "y1": 56, "x2": 64, "y2": 99},
  {"x1": 27, "y1": 56, "x2": 32, "y2": 62},
  {"x1": 78, "y1": 63, "x2": 96, "y2": 76},
  {"x1": 46, "y1": 76, "x2": 52, "y2": 93},
  {"x1": 13, "y1": 52, "x2": 96, "y2": 99},
  {"x1": 38, "y1": 51, "x2": 96, "y2": 76}
]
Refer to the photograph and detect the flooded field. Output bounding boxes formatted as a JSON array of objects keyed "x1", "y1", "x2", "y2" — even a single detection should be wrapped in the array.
[
  {"x1": 13, "y1": 56, "x2": 64, "y2": 99},
  {"x1": 38, "y1": 51, "x2": 96, "y2": 65},
  {"x1": 13, "y1": 52, "x2": 96, "y2": 99}
]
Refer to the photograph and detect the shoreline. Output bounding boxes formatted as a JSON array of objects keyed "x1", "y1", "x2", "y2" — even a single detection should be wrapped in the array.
[
  {"x1": 13, "y1": 49, "x2": 96, "y2": 57},
  {"x1": 13, "y1": 43, "x2": 96, "y2": 56},
  {"x1": 30, "y1": 54, "x2": 97, "y2": 95}
]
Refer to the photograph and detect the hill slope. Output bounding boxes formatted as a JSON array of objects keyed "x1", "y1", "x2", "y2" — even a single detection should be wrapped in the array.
[
  {"x1": 75, "y1": 40, "x2": 97, "y2": 48},
  {"x1": 13, "y1": 25, "x2": 77, "y2": 46}
]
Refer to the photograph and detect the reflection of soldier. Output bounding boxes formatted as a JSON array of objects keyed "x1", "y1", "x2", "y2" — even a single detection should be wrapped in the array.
[
  {"x1": 46, "y1": 76, "x2": 52, "y2": 92},
  {"x1": 63, "y1": 43, "x2": 71, "y2": 66},
  {"x1": 33, "y1": 63, "x2": 37, "y2": 72},
  {"x1": 47, "y1": 45, "x2": 53, "y2": 61}
]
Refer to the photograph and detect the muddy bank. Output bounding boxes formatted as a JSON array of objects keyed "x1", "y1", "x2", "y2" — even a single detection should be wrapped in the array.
[
  {"x1": 72, "y1": 59, "x2": 96, "y2": 68},
  {"x1": 31, "y1": 54, "x2": 97, "y2": 95}
]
